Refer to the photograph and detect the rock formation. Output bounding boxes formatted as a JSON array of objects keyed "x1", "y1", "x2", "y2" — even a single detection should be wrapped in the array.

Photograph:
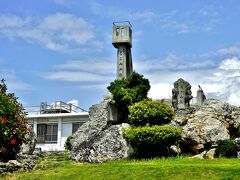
[
  {"x1": 234, "y1": 138, "x2": 240, "y2": 158},
  {"x1": 70, "y1": 76, "x2": 240, "y2": 159},
  {"x1": 20, "y1": 126, "x2": 37, "y2": 155},
  {"x1": 174, "y1": 99, "x2": 240, "y2": 153},
  {"x1": 70, "y1": 100, "x2": 133, "y2": 162}
]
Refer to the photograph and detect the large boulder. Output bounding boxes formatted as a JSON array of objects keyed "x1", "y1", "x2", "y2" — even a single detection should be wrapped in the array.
[
  {"x1": 20, "y1": 126, "x2": 37, "y2": 155},
  {"x1": 234, "y1": 138, "x2": 240, "y2": 158},
  {"x1": 176, "y1": 99, "x2": 240, "y2": 152},
  {"x1": 86, "y1": 123, "x2": 132, "y2": 162},
  {"x1": 70, "y1": 100, "x2": 132, "y2": 162}
]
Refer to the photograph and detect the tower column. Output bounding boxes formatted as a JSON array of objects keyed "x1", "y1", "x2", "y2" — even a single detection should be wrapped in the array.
[
  {"x1": 112, "y1": 21, "x2": 133, "y2": 79},
  {"x1": 117, "y1": 45, "x2": 132, "y2": 79}
]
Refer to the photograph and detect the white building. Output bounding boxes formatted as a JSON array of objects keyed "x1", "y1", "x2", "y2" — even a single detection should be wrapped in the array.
[{"x1": 25, "y1": 101, "x2": 89, "y2": 151}]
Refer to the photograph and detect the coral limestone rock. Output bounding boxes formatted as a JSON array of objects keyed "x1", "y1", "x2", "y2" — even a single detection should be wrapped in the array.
[
  {"x1": 70, "y1": 100, "x2": 132, "y2": 162},
  {"x1": 177, "y1": 99, "x2": 240, "y2": 152}
]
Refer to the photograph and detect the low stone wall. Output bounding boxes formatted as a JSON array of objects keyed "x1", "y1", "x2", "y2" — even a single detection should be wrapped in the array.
[
  {"x1": 0, "y1": 155, "x2": 37, "y2": 176},
  {"x1": 0, "y1": 127, "x2": 37, "y2": 176}
]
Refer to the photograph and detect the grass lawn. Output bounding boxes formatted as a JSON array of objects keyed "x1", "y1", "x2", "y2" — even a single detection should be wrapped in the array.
[{"x1": 2, "y1": 154, "x2": 240, "y2": 180}]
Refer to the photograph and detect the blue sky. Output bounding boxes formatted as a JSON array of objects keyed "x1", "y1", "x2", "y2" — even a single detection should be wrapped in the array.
[{"x1": 1, "y1": 0, "x2": 240, "y2": 110}]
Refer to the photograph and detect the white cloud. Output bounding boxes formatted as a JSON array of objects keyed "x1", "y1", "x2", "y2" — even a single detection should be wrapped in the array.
[
  {"x1": 130, "y1": 10, "x2": 157, "y2": 24},
  {"x1": 89, "y1": 2, "x2": 220, "y2": 34},
  {"x1": 55, "y1": 58, "x2": 115, "y2": 75},
  {"x1": 0, "y1": 69, "x2": 16, "y2": 79},
  {"x1": 43, "y1": 57, "x2": 116, "y2": 87},
  {"x1": 159, "y1": 11, "x2": 190, "y2": 34},
  {"x1": 145, "y1": 68, "x2": 216, "y2": 100},
  {"x1": 79, "y1": 84, "x2": 108, "y2": 90},
  {"x1": 218, "y1": 57, "x2": 240, "y2": 70},
  {"x1": 89, "y1": 1, "x2": 225, "y2": 37},
  {"x1": 134, "y1": 53, "x2": 216, "y2": 73},
  {"x1": 44, "y1": 71, "x2": 112, "y2": 82},
  {"x1": 8, "y1": 81, "x2": 32, "y2": 90},
  {"x1": 217, "y1": 46, "x2": 240, "y2": 57},
  {"x1": 0, "y1": 69, "x2": 32, "y2": 90},
  {"x1": 211, "y1": 57, "x2": 240, "y2": 106},
  {"x1": 148, "y1": 82, "x2": 221, "y2": 101},
  {"x1": 40, "y1": 13, "x2": 94, "y2": 45},
  {"x1": 53, "y1": 0, "x2": 70, "y2": 6},
  {"x1": 0, "y1": 14, "x2": 30, "y2": 28},
  {"x1": 158, "y1": 8, "x2": 220, "y2": 34},
  {"x1": 90, "y1": 2, "x2": 157, "y2": 25},
  {"x1": 0, "y1": 13, "x2": 97, "y2": 53},
  {"x1": 148, "y1": 83, "x2": 172, "y2": 100}
]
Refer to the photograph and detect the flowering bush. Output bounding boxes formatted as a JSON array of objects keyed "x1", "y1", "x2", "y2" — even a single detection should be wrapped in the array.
[{"x1": 0, "y1": 79, "x2": 29, "y2": 161}]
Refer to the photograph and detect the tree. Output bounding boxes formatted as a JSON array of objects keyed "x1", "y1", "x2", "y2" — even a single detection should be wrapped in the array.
[
  {"x1": 0, "y1": 79, "x2": 29, "y2": 161},
  {"x1": 107, "y1": 72, "x2": 150, "y2": 109}
]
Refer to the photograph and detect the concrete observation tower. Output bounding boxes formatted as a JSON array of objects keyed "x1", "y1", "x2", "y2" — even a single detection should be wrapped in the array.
[{"x1": 112, "y1": 21, "x2": 133, "y2": 79}]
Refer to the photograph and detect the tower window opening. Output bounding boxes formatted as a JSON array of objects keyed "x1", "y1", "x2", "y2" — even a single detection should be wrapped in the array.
[
  {"x1": 121, "y1": 28, "x2": 125, "y2": 36},
  {"x1": 116, "y1": 28, "x2": 120, "y2": 36}
]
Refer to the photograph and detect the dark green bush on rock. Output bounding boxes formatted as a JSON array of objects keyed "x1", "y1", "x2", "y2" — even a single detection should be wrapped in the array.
[
  {"x1": 123, "y1": 125, "x2": 182, "y2": 157},
  {"x1": 0, "y1": 80, "x2": 29, "y2": 161},
  {"x1": 107, "y1": 72, "x2": 150, "y2": 109},
  {"x1": 64, "y1": 135, "x2": 73, "y2": 151},
  {"x1": 215, "y1": 139, "x2": 237, "y2": 158},
  {"x1": 129, "y1": 99, "x2": 174, "y2": 126}
]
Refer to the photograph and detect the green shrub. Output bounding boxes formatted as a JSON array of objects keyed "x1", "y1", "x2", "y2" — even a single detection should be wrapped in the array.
[
  {"x1": 215, "y1": 139, "x2": 237, "y2": 158},
  {"x1": 0, "y1": 80, "x2": 29, "y2": 161},
  {"x1": 123, "y1": 125, "x2": 182, "y2": 157},
  {"x1": 64, "y1": 136, "x2": 73, "y2": 151},
  {"x1": 107, "y1": 72, "x2": 150, "y2": 108},
  {"x1": 229, "y1": 126, "x2": 240, "y2": 138},
  {"x1": 128, "y1": 99, "x2": 174, "y2": 126}
]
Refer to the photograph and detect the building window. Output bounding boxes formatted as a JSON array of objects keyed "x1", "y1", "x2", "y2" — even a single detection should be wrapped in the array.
[
  {"x1": 45, "y1": 124, "x2": 58, "y2": 143},
  {"x1": 37, "y1": 124, "x2": 58, "y2": 143},
  {"x1": 72, "y1": 123, "x2": 81, "y2": 134}
]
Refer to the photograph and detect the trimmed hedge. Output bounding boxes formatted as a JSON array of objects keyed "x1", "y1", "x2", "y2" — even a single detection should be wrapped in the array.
[
  {"x1": 123, "y1": 125, "x2": 182, "y2": 157},
  {"x1": 128, "y1": 99, "x2": 174, "y2": 126},
  {"x1": 215, "y1": 139, "x2": 237, "y2": 158}
]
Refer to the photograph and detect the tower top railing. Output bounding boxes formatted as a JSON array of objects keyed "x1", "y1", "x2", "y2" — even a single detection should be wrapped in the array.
[{"x1": 113, "y1": 21, "x2": 132, "y2": 28}]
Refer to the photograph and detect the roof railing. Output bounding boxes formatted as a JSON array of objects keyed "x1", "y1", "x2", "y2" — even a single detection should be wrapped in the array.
[
  {"x1": 113, "y1": 21, "x2": 132, "y2": 27},
  {"x1": 24, "y1": 101, "x2": 88, "y2": 115}
]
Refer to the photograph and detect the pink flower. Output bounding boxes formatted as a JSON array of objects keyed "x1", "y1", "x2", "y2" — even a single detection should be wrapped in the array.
[
  {"x1": 10, "y1": 139, "x2": 16, "y2": 145},
  {"x1": 1, "y1": 117, "x2": 7, "y2": 123}
]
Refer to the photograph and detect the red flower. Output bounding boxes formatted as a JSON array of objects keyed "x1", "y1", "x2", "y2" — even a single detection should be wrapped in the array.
[
  {"x1": 1, "y1": 117, "x2": 7, "y2": 123},
  {"x1": 10, "y1": 139, "x2": 16, "y2": 145}
]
